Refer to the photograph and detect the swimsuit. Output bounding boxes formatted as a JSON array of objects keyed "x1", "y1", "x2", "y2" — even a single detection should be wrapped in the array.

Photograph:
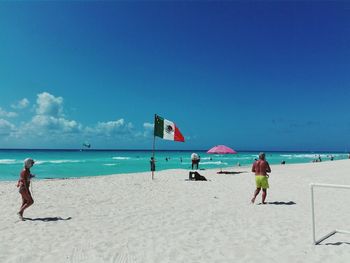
[
  {"x1": 255, "y1": 175, "x2": 269, "y2": 189},
  {"x1": 18, "y1": 185, "x2": 26, "y2": 193}
]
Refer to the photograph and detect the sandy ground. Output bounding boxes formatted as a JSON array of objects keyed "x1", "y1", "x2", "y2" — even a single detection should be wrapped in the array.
[{"x1": 1, "y1": 159, "x2": 350, "y2": 262}]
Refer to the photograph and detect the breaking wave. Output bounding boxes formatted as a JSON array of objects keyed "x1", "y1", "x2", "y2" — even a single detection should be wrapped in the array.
[
  {"x1": 112, "y1": 157, "x2": 131, "y2": 160},
  {"x1": 0, "y1": 159, "x2": 18, "y2": 164}
]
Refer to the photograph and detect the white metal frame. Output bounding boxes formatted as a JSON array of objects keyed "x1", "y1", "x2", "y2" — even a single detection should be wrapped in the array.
[{"x1": 310, "y1": 183, "x2": 350, "y2": 245}]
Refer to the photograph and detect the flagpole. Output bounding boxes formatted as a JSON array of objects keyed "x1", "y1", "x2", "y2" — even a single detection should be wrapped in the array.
[
  {"x1": 152, "y1": 114, "x2": 157, "y2": 180},
  {"x1": 152, "y1": 135, "x2": 155, "y2": 180}
]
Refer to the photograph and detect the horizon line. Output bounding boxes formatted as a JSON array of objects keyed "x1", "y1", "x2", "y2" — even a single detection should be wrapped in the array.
[{"x1": 0, "y1": 148, "x2": 348, "y2": 153}]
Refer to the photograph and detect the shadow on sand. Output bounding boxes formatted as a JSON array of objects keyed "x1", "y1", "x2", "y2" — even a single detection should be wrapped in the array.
[
  {"x1": 216, "y1": 171, "x2": 246, "y2": 175},
  {"x1": 267, "y1": 201, "x2": 296, "y2": 205},
  {"x1": 23, "y1": 216, "x2": 72, "y2": 222},
  {"x1": 325, "y1": 242, "x2": 350, "y2": 246}
]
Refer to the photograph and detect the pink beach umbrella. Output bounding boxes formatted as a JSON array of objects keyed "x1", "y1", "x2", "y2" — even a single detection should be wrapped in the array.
[
  {"x1": 207, "y1": 145, "x2": 237, "y2": 172},
  {"x1": 207, "y1": 145, "x2": 237, "y2": 154}
]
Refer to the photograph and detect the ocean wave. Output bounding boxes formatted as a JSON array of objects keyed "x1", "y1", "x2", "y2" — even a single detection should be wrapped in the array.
[
  {"x1": 200, "y1": 161, "x2": 228, "y2": 165},
  {"x1": 0, "y1": 159, "x2": 18, "y2": 164},
  {"x1": 206, "y1": 157, "x2": 234, "y2": 160},
  {"x1": 280, "y1": 154, "x2": 344, "y2": 159},
  {"x1": 279, "y1": 154, "x2": 319, "y2": 159},
  {"x1": 200, "y1": 157, "x2": 233, "y2": 160},
  {"x1": 35, "y1": 160, "x2": 83, "y2": 165},
  {"x1": 235, "y1": 157, "x2": 256, "y2": 160},
  {"x1": 112, "y1": 157, "x2": 131, "y2": 160},
  {"x1": 103, "y1": 163, "x2": 118, "y2": 166}
]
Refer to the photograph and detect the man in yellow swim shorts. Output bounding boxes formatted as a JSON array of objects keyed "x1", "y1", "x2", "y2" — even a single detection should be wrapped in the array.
[{"x1": 251, "y1": 152, "x2": 271, "y2": 204}]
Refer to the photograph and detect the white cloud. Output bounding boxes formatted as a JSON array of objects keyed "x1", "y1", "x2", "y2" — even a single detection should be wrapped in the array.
[
  {"x1": 143, "y1": 122, "x2": 153, "y2": 129},
  {"x1": 31, "y1": 115, "x2": 81, "y2": 133},
  {"x1": 32, "y1": 92, "x2": 80, "y2": 132},
  {"x1": 0, "y1": 107, "x2": 17, "y2": 118},
  {"x1": 11, "y1": 98, "x2": 29, "y2": 109},
  {"x1": 36, "y1": 92, "x2": 64, "y2": 117},
  {"x1": 12, "y1": 92, "x2": 83, "y2": 139},
  {"x1": 143, "y1": 122, "x2": 154, "y2": 137},
  {"x1": 87, "y1": 119, "x2": 134, "y2": 137},
  {"x1": 0, "y1": 119, "x2": 15, "y2": 135},
  {"x1": 1, "y1": 92, "x2": 151, "y2": 147}
]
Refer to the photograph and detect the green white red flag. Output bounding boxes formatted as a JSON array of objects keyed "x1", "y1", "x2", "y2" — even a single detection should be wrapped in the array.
[{"x1": 154, "y1": 115, "x2": 185, "y2": 142}]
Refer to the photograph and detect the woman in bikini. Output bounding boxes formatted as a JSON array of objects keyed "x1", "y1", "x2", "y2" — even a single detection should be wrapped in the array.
[{"x1": 17, "y1": 158, "x2": 35, "y2": 220}]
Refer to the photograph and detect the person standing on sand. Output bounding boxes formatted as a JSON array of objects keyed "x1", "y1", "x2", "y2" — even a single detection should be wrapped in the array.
[
  {"x1": 17, "y1": 158, "x2": 35, "y2": 220},
  {"x1": 191, "y1": 153, "x2": 199, "y2": 170},
  {"x1": 150, "y1": 157, "x2": 156, "y2": 171},
  {"x1": 251, "y1": 152, "x2": 271, "y2": 204}
]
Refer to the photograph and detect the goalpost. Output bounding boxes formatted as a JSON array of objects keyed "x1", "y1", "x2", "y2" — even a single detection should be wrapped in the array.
[{"x1": 310, "y1": 183, "x2": 350, "y2": 245}]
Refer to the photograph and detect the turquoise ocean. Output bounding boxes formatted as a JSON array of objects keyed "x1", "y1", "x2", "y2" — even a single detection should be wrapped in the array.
[{"x1": 0, "y1": 149, "x2": 348, "y2": 181}]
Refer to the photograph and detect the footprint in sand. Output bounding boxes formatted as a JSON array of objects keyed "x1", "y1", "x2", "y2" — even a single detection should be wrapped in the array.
[
  {"x1": 113, "y1": 245, "x2": 136, "y2": 263},
  {"x1": 70, "y1": 242, "x2": 99, "y2": 263}
]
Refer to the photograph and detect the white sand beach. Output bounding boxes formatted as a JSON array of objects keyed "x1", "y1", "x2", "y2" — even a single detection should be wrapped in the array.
[{"x1": 1, "y1": 160, "x2": 350, "y2": 263}]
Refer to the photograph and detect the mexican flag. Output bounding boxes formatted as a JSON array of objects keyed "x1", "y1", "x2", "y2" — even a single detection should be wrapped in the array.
[{"x1": 154, "y1": 115, "x2": 185, "y2": 142}]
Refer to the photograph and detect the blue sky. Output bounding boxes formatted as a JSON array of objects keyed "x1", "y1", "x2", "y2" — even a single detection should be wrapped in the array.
[{"x1": 0, "y1": 1, "x2": 349, "y2": 151}]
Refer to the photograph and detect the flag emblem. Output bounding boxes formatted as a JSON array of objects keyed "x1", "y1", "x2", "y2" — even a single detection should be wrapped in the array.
[{"x1": 166, "y1": 125, "x2": 173, "y2": 134}]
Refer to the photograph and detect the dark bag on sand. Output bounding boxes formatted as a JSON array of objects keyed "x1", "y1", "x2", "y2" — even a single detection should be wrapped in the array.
[{"x1": 189, "y1": 171, "x2": 207, "y2": 181}]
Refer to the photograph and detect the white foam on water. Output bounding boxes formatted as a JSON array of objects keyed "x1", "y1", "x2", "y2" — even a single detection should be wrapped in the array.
[
  {"x1": 0, "y1": 159, "x2": 17, "y2": 164},
  {"x1": 112, "y1": 157, "x2": 131, "y2": 160},
  {"x1": 200, "y1": 161, "x2": 227, "y2": 165},
  {"x1": 235, "y1": 157, "x2": 255, "y2": 160},
  {"x1": 280, "y1": 154, "x2": 293, "y2": 157},
  {"x1": 279, "y1": 154, "x2": 325, "y2": 159},
  {"x1": 35, "y1": 160, "x2": 83, "y2": 165}
]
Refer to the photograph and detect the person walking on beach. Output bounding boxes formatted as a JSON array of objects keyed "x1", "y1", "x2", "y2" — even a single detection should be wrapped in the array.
[
  {"x1": 251, "y1": 152, "x2": 271, "y2": 204},
  {"x1": 17, "y1": 158, "x2": 35, "y2": 220}
]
